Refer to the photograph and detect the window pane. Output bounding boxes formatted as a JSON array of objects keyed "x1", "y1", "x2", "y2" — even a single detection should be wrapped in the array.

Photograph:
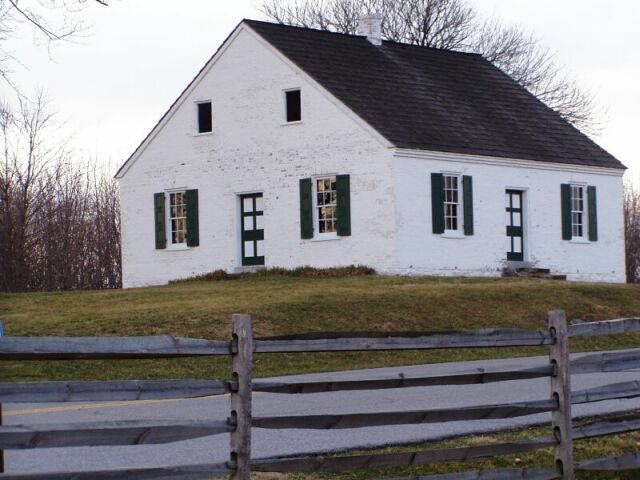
[
  {"x1": 512, "y1": 212, "x2": 521, "y2": 227},
  {"x1": 513, "y1": 239, "x2": 522, "y2": 253},
  {"x1": 243, "y1": 198, "x2": 253, "y2": 213},
  {"x1": 197, "y1": 102, "x2": 212, "y2": 133},
  {"x1": 512, "y1": 194, "x2": 520, "y2": 209},
  {"x1": 168, "y1": 191, "x2": 187, "y2": 244},
  {"x1": 255, "y1": 214, "x2": 264, "y2": 230},
  {"x1": 443, "y1": 174, "x2": 460, "y2": 232},
  {"x1": 243, "y1": 216, "x2": 253, "y2": 231},
  {"x1": 256, "y1": 240, "x2": 264, "y2": 257},
  {"x1": 255, "y1": 196, "x2": 264, "y2": 211},
  {"x1": 286, "y1": 90, "x2": 301, "y2": 122},
  {"x1": 244, "y1": 241, "x2": 254, "y2": 257},
  {"x1": 314, "y1": 176, "x2": 337, "y2": 235}
]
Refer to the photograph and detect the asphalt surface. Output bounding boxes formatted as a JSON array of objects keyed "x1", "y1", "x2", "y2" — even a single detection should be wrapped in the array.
[{"x1": 4, "y1": 351, "x2": 640, "y2": 474}]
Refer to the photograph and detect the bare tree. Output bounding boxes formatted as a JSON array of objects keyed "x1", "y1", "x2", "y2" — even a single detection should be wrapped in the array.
[
  {"x1": 625, "y1": 179, "x2": 640, "y2": 283},
  {"x1": 0, "y1": 0, "x2": 109, "y2": 88},
  {"x1": 260, "y1": 0, "x2": 601, "y2": 134},
  {"x1": 0, "y1": 95, "x2": 120, "y2": 291}
]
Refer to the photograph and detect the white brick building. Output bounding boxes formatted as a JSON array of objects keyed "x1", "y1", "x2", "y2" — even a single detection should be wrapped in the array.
[{"x1": 116, "y1": 19, "x2": 626, "y2": 288}]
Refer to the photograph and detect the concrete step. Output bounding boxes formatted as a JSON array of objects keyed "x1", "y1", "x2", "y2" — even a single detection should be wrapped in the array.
[
  {"x1": 515, "y1": 267, "x2": 551, "y2": 275},
  {"x1": 502, "y1": 267, "x2": 566, "y2": 281}
]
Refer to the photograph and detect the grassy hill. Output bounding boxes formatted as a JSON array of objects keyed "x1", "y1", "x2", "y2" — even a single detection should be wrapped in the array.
[{"x1": 1, "y1": 274, "x2": 640, "y2": 382}]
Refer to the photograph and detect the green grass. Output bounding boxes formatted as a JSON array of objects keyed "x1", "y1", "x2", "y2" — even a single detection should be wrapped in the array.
[{"x1": 1, "y1": 274, "x2": 639, "y2": 382}]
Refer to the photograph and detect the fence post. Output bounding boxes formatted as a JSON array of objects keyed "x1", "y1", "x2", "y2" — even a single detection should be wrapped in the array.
[
  {"x1": 548, "y1": 309, "x2": 574, "y2": 479},
  {"x1": 229, "y1": 314, "x2": 253, "y2": 480}
]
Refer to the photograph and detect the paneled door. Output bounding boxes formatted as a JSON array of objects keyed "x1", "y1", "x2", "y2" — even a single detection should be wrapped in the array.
[
  {"x1": 240, "y1": 193, "x2": 264, "y2": 266},
  {"x1": 506, "y1": 190, "x2": 524, "y2": 261}
]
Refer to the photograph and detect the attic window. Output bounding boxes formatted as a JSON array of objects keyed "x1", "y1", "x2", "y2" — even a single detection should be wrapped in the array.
[
  {"x1": 197, "y1": 101, "x2": 212, "y2": 133},
  {"x1": 285, "y1": 89, "x2": 301, "y2": 123}
]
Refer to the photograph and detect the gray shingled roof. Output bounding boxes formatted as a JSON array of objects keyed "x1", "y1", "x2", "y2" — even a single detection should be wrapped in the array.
[{"x1": 246, "y1": 20, "x2": 624, "y2": 170}]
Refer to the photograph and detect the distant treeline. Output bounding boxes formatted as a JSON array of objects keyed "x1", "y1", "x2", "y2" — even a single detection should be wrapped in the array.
[
  {"x1": 0, "y1": 95, "x2": 121, "y2": 292},
  {"x1": 626, "y1": 180, "x2": 640, "y2": 283}
]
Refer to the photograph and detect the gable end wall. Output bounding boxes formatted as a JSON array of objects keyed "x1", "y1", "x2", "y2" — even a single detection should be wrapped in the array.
[{"x1": 118, "y1": 28, "x2": 395, "y2": 287}]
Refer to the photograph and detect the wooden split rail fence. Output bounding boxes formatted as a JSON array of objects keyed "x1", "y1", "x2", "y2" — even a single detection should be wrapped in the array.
[{"x1": 0, "y1": 311, "x2": 639, "y2": 479}]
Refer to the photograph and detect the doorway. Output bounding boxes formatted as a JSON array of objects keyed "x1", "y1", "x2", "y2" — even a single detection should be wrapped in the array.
[
  {"x1": 506, "y1": 190, "x2": 524, "y2": 262},
  {"x1": 240, "y1": 193, "x2": 264, "y2": 266}
]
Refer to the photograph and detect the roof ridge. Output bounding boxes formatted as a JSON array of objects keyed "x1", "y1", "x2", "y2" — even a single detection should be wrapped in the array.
[{"x1": 242, "y1": 18, "x2": 481, "y2": 58}]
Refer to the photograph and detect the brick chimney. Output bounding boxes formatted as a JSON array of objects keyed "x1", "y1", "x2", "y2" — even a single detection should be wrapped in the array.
[{"x1": 357, "y1": 13, "x2": 383, "y2": 46}]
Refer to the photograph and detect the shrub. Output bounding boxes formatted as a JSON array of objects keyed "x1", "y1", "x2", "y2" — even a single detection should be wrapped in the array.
[{"x1": 170, "y1": 265, "x2": 376, "y2": 283}]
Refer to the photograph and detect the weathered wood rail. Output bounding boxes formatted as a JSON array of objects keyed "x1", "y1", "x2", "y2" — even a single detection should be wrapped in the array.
[{"x1": 0, "y1": 312, "x2": 639, "y2": 479}]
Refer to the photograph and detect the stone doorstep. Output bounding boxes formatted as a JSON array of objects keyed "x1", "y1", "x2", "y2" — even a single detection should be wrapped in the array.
[{"x1": 502, "y1": 267, "x2": 566, "y2": 281}]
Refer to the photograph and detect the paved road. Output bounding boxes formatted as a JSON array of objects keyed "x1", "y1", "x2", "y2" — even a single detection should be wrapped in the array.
[{"x1": 4, "y1": 351, "x2": 640, "y2": 474}]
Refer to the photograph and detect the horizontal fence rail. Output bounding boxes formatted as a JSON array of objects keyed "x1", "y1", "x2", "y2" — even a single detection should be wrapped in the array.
[
  {"x1": 254, "y1": 328, "x2": 554, "y2": 352},
  {"x1": 254, "y1": 365, "x2": 555, "y2": 394},
  {"x1": 571, "y1": 380, "x2": 640, "y2": 404},
  {"x1": 385, "y1": 467, "x2": 561, "y2": 480},
  {"x1": 568, "y1": 317, "x2": 640, "y2": 338},
  {"x1": 253, "y1": 437, "x2": 556, "y2": 474},
  {"x1": 576, "y1": 452, "x2": 640, "y2": 471},
  {"x1": 0, "y1": 462, "x2": 232, "y2": 480},
  {"x1": 0, "y1": 419, "x2": 233, "y2": 449},
  {"x1": 0, "y1": 336, "x2": 231, "y2": 360},
  {"x1": 253, "y1": 398, "x2": 558, "y2": 430},
  {"x1": 571, "y1": 348, "x2": 640, "y2": 374},
  {"x1": 0, "y1": 379, "x2": 230, "y2": 403},
  {"x1": 573, "y1": 416, "x2": 640, "y2": 440}
]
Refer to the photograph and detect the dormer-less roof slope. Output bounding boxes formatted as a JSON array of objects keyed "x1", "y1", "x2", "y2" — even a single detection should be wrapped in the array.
[{"x1": 246, "y1": 20, "x2": 624, "y2": 169}]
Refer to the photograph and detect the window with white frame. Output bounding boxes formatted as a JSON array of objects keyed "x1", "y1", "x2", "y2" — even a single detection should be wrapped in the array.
[
  {"x1": 169, "y1": 191, "x2": 187, "y2": 244},
  {"x1": 314, "y1": 176, "x2": 337, "y2": 235},
  {"x1": 443, "y1": 174, "x2": 461, "y2": 232},
  {"x1": 571, "y1": 185, "x2": 586, "y2": 239}
]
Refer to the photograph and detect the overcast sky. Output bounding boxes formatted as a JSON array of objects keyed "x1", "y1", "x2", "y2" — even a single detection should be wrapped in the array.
[{"x1": 7, "y1": 0, "x2": 639, "y2": 177}]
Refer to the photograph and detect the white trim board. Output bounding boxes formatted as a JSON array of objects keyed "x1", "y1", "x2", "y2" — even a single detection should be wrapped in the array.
[{"x1": 394, "y1": 148, "x2": 625, "y2": 177}]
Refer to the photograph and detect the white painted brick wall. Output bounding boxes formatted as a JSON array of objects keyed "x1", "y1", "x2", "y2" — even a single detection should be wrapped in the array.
[{"x1": 392, "y1": 151, "x2": 626, "y2": 283}]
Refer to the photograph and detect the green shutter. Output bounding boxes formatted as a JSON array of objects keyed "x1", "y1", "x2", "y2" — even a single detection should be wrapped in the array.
[
  {"x1": 299, "y1": 178, "x2": 313, "y2": 239},
  {"x1": 587, "y1": 185, "x2": 598, "y2": 242},
  {"x1": 154, "y1": 192, "x2": 166, "y2": 249},
  {"x1": 186, "y1": 189, "x2": 199, "y2": 247},
  {"x1": 336, "y1": 174, "x2": 351, "y2": 237},
  {"x1": 462, "y1": 175, "x2": 474, "y2": 236},
  {"x1": 561, "y1": 184, "x2": 572, "y2": 240},
  {"x1": 431, "y1": 173, "x2": 445, "y2": 234}
]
